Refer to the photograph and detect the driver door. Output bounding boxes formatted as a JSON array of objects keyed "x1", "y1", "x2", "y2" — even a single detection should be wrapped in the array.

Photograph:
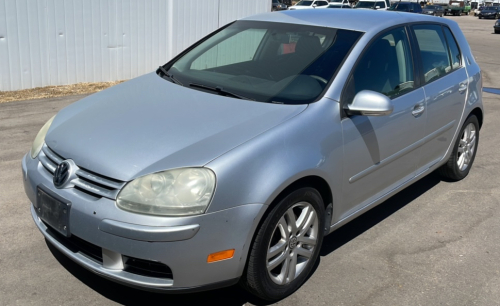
[{"x1": 339, "y1": 26, "x2": 427, "y2": 220}]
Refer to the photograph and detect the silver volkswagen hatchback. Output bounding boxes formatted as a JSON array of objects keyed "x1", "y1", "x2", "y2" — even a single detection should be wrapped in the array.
[{"x1": 23, "y1": 9, "x2": 483, "y2": 301}]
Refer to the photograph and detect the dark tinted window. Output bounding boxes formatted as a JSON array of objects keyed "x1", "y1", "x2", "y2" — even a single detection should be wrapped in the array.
[
  {"x1": 413, "y1": 24, "x2": 452, "y2": 84},
  {"x1": 443, "y1": 27, "x2": 462, "y2": 70},
  {"x1": 345, "y1": 27, "x2": 414, "y2": 102}
]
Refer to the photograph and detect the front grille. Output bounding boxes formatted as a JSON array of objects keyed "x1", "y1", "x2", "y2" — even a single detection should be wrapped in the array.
[
  {"x1": 38, "y1": 144, "x2": 126, "y2": 199},
  {"x1": 123, "y1": 256, "x2": 173, "y2": 279}
]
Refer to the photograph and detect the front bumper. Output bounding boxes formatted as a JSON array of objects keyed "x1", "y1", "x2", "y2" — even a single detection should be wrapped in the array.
[
  {"x1": 479, "y1": 14, "x2": 496, "y2": 18},
  {"x1": 23, "y1": 153, "x2": 266, "y2": 291}
]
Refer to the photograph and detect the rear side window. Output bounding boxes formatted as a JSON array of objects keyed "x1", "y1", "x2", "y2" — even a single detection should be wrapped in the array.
[
  {"x1": 344, "y1": 27, "x2": 414, "y2": 102},
  {"x1": 413, "y1": 24, "x2": 452, "y2": 84},
  {"x1": 443, "y1": 27, "x2": 462, "y2": 70}
]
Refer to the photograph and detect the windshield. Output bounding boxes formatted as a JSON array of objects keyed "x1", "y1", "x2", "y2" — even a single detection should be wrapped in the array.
[
  {"x1": 330, "y1": 0, "x2": 343, "y2": 2},
  {"x1": 166, "y1": 21, "x2": 362, "y2": 104},
  {"x1": 296, "y1": 1, "x2": 314, "y2": 5},
  {"x1": 356, "y1": 1, "x2": 384, "y2": 9}
]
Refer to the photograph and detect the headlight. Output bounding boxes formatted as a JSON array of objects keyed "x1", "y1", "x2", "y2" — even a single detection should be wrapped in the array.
[
  {"x1": 116, "y1": 168, "x2": 216, "y2": 216},
  {"x1": 30, "y1": 115, "x2": 55, "y2": 158}
]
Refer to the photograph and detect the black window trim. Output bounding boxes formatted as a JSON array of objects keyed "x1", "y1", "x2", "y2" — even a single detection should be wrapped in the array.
[{"x1": 340, "y1": 24, "x2": 419, "y2": 119}]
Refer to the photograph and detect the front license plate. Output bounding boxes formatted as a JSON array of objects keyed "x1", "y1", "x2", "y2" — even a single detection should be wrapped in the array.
[{"x1": 36, "y1": 188, "x2": 71, "y2": 237}]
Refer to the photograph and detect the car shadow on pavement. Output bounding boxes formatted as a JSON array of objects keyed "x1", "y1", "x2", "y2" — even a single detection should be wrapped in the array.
[
  {"x1": 320, "y1": 172, "x2": 442, "y2": 257},
  {"x1": 46, "y1": 172, "x2": 442, "y2": 306}
]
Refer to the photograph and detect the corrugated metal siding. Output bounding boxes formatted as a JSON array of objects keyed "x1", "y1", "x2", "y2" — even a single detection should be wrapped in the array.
[{"x1": 0, "y1": 0, "x2": 271, "y2": 91}]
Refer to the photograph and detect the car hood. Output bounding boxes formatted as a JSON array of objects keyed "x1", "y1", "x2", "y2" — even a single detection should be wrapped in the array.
[{"x1": 46, "y1": 73, "x2": 307, "y2": 181}]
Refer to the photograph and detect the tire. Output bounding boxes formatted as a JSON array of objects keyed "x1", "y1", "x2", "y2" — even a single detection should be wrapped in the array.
[
  {"x1": 438, "y1": 115, "x2": 479, "y2": 181},
  {"x1": 242, "y1": 187, "x2": 325, "y2": 301},
  {"x1": 479, "y1": 16, "x2": 482, "y2": 19},
  {"x1": 496, "y1": 30, "x2": 500, "y2": 34}
]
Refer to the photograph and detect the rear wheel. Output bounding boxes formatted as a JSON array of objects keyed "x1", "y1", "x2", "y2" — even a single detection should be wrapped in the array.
[
  {"x1": 438, "y1": 115, "x2": 479, "y2": 181},
  {"x1": 242, "y1": 187, "x2": 325, "y2": 301}
]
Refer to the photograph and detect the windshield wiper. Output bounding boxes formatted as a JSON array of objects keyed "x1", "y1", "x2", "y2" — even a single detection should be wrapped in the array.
[
  {"x1": 157, "y1": 66, "x2": 183, "y2": 86},
  {"x1": 189, "y1": 83, "x2": 254, "y2": 101}
]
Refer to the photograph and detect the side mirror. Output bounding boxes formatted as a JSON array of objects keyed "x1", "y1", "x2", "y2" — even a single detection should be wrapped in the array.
[
  {"x1": 312, "y1": 4, "x2": 317, "y2": 7},
  {"x1": 346, "y1": 90, "x2": 393, "y2": 116},
  {"x1": 375, "y1": 5, "x2": 380, "y2": 9}
]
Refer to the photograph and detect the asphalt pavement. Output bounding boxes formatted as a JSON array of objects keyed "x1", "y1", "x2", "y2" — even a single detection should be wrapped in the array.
[{"x1": 1, "y1": 16, "x2": 499, "y2": 306}]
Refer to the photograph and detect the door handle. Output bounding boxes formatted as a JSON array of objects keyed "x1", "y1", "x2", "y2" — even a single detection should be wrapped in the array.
[
  {"x1": 412, "y1": 103, "x2": 425, "y2": 117},
  {"x1": 458, "y1": 82, "x2": 467, "y2": 94}
]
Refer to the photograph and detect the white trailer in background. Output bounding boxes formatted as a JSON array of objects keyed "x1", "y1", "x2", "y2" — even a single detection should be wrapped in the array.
[{"x1": 0, "y1": 0, "x2": 271, "y2": 91}]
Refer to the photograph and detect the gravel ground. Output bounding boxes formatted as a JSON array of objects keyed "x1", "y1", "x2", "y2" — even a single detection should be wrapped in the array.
[{"x1": 0, "y1": 81, "x2": 124, "y2": 103}]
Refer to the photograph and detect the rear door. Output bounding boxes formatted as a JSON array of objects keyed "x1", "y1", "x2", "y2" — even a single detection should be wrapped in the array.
[{"x1": 411, "y1": 24, "x2": 468, "y2": 174}]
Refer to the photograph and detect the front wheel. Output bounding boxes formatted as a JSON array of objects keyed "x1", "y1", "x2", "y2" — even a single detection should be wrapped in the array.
[
  {"x1": 438, "y1": 115, "x2": 479, "y2": 181},
  {"x1": 242, "y1": 187, "x2": 325, "y2": 301}
]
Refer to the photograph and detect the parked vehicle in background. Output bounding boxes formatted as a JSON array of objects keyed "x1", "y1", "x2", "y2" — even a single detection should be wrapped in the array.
[
  {"x1": 24, "y1": 8, "x2": 483, "y2": 302},
  {"x1": 288, "y1": 0, "x2": 329, "y2": 9},
  {"x1": 327, "y1": 0, "x2": 351, "y2": 7},
  {"x1": 272, "y1": 0, "x2": 288, "y2": 11},
  {"x1": 354, "y1": 0, "x2": 390, "y2": 10},
  {"x1": 449, "y1": 0, "x2": 471, "y2": 15},
  {"x1": 422, "y1": 5, "x2": 445, "y2": 16},
  {"x1": 478, "y1": 6, "x2": 500, "y2": 18},
  {"x1": 495, "y1": 19, "x2": 500, "y2": 33},
  {"x1": 327, "y1": 3, "x2": 352, "y2": 8},
  {"x1": 474, "y1": 6, "x2": 485, "y2": 16},
  {"x1": 433, "y1": 0, "x2": 471, "y2": 16},
  {"x1": 388, "y1": 2, "x2": 423, "y2": 13}
]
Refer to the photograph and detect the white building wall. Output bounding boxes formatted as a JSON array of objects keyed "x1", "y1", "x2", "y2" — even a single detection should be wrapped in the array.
[{"x1": 0, "y1": 0, "x2": 271, "y2": 91}]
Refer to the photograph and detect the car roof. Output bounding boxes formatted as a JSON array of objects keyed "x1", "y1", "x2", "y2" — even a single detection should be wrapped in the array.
[{"x1": 242, "y1": 9, "x2": 457, "y2": 33}]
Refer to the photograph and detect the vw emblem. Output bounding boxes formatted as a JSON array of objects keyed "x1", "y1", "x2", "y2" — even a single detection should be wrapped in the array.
[{"x1": 53, "y1": 161, "x2": 71, "y2": 188}]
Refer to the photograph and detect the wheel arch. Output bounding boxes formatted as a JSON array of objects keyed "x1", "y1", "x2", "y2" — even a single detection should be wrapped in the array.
[{"x1": 469, "y1": 107, "x2": 483, "y2": 129}]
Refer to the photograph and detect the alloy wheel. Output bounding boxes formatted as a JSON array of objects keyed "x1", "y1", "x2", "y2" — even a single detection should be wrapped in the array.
[
  {"x1": 457, "y1": 122, "x2": 477, "y2": 171},
  {"x1": 266, "y1": 202, "x2": 319, "y2": 285}
]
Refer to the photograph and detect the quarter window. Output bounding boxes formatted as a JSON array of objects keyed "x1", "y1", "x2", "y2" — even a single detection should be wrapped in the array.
[
  {"x1": 413, "y1": 24, "x2": 452, "y2": 84},
  {"x1": 443, "y1": 27, "x2": 462, "y2": 70},
  {"x1": 345, "y1": 27, "x2": 414, "y2": 102}
]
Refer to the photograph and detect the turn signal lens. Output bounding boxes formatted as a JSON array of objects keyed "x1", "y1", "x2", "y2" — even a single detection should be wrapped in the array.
[{"x1": 207, "y1": 249, "x2": 235, "y2": 263}]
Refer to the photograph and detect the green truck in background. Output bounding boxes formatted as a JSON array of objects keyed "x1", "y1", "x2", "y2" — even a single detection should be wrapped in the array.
[{"x1": 433, "y1": 0, "x2": 472, "y2": 15}]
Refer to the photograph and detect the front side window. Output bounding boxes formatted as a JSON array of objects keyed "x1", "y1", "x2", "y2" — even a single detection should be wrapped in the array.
[
  {"x1": 344, "y1": 27, "x2": 415, "y2": 102},
  {"x1": 413, "y1": 24, "x2": 452, "y2": 84},
  {"x1": 168, "y1": 21, "x2": 362, "y2": 104}
]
